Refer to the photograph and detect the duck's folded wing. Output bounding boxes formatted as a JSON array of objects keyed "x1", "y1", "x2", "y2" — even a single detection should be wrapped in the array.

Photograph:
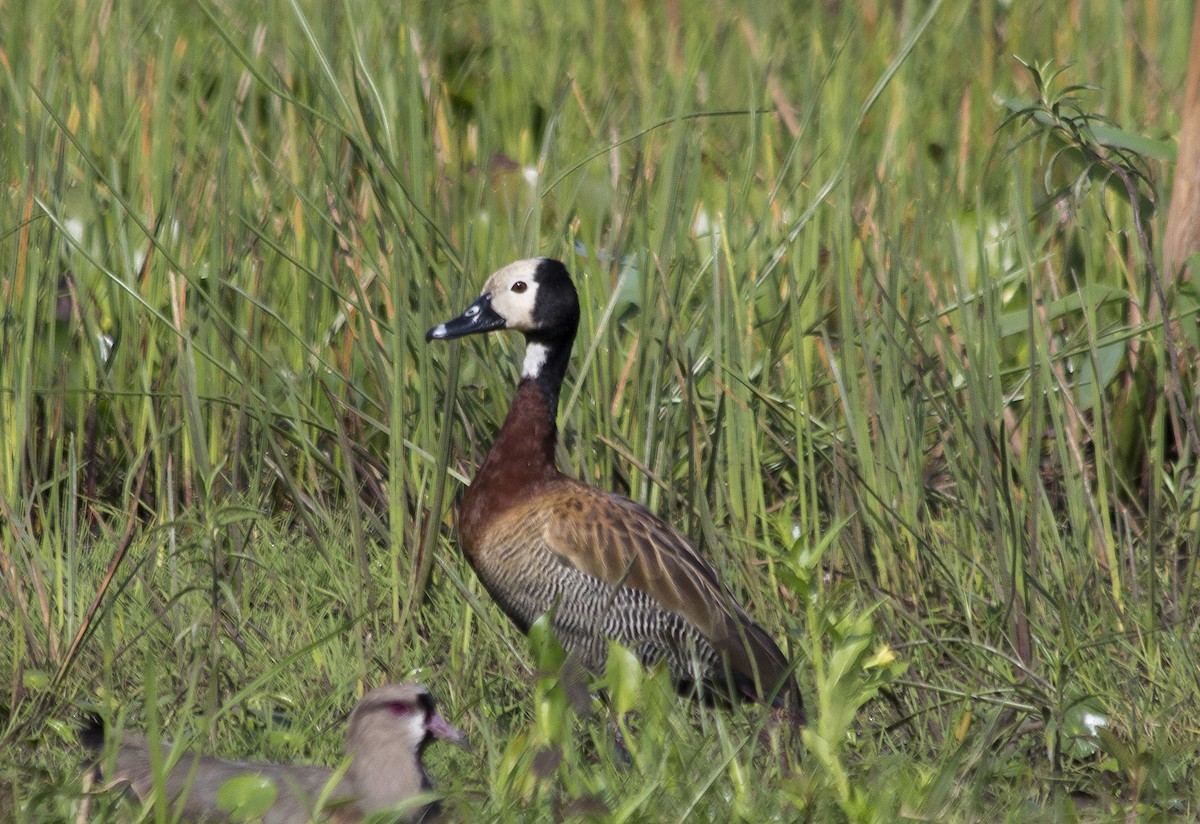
[{"x1": 538, "y1": 484, "x2": 795, "y2": 704}]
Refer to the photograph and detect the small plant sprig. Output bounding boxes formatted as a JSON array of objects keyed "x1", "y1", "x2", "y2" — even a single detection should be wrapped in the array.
[
  {"x1": 1000, "y1": 57, "x2": 1200, "y2": 463},
  {"x1": 775, "y1": 516, "x2": 908, "y2": 821},
  {"x1": 1001, "y1": 58, "x2": 1159, "y2": 210}
]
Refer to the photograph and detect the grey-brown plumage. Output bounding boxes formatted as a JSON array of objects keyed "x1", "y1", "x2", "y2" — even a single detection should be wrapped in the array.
[
  {"x1": 427, "y1": 258, "x2": 803, "y2": 720},
  {"x1": 87, "y1": 682, "x2": 464, "y2": 823}
]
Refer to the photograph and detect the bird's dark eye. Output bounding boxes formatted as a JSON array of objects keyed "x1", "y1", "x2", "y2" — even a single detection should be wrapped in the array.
[
  {"x1": 512, "y1": 281, "x2": 527, "y2": 293},
  {"x1": 388, "y1": 701, "x2": 413, "y2": 717}
]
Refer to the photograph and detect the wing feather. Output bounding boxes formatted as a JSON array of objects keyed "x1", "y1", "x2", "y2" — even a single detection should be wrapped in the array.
[{"x1": 534, "y1": 481, "x2": 794, "y2": 704}]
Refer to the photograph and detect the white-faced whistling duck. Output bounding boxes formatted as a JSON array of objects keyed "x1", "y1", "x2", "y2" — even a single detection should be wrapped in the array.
[
  {"x1": 85, "y1": 683, "x2": 465, "y2": 823},
  {"x1": 427, "y1": 258, "x2": 803, "y2": 722}
]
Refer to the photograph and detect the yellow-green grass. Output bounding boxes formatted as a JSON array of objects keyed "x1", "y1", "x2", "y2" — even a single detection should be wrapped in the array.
[{"x1": 2, "y1": 0, "x2": 1197, "y2": 820}]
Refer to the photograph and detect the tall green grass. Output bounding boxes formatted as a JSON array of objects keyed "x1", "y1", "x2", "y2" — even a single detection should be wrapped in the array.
[{"x1": 2, "y1": 0, "x2": 1198, "y2": 820}]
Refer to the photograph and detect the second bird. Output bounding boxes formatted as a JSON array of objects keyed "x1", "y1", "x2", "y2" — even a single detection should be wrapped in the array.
[
  {"x1": 87, "y1": 682, "x2": 463, "y2": 823},
  {"x1": 427, "y1": 258, "x2": 802, "y2": 720}
]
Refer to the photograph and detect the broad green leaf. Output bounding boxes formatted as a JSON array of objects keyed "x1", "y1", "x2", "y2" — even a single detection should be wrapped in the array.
[{"x1": 216, "y1": 774, "x2": 278, "y2": 821}]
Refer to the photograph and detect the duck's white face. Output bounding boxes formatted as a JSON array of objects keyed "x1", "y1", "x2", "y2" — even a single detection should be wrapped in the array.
[
  {"x1": 481, "y1": 258, "x2": 544, "y2": 332},
  {"x1": 427, "y1": 257, "x2": 578, "y2": 381},
  {"x1": 426, "y1": 258, "x2": 547, "y2": 342},
  {"x1": 480, "y1": 259, "x2": 551, "y2": 376}
]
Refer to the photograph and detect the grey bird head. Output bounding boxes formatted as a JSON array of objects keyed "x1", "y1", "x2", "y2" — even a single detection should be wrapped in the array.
[{"x1": 343, "y1": 682, "x2": 467, "y2": 817}]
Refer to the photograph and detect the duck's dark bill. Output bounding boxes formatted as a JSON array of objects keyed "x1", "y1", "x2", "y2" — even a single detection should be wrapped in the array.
[{"x1": 426, "y1": 294, "x2": 506, "y2": 341}]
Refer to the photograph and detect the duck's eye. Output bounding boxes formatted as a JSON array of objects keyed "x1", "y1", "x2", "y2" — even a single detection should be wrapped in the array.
[
  {"x1": 511, "y1": 281, "x2": 528, "y2": 293},
  {"x1": 387, "y1": 701, "x2": 413, "y2": 717}
]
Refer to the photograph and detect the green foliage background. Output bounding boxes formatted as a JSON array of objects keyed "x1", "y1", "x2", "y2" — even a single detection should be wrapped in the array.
[{"x1": 2, "y1": 0, "x2": 1198, "y2": 820}]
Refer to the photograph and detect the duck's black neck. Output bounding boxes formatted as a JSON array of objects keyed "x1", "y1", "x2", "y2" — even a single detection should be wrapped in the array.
[{"x1": 523, "y1": 329, "x2": 576, "y2": 422}]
